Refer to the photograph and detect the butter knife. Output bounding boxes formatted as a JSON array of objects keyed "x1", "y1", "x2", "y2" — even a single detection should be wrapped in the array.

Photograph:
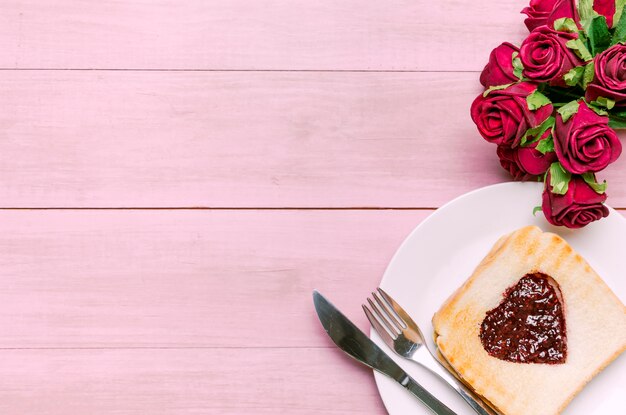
[{"x1": 313, "y1": 290, "x2": 457, "y2": 415}]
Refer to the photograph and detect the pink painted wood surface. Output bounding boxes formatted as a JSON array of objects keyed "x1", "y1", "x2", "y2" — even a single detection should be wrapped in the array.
[
  {"x1": 0, "y1": 210, "x2": 429, "y2": 348},
  {"x1": 0, "y1": 348, "x2": 385, "y2": 414},
  {"x1": 0, "y1": 0, "x2": 527, "y2": 71},
  {"x1": 2, "y1": 0, "x2": 625, "y2": 413},
  {"x1": 2, "y1": 71, "x2": 625, "y2": 208},
  {"x1": 0, "y1": 209, "x2": 623, "y2": 415}
]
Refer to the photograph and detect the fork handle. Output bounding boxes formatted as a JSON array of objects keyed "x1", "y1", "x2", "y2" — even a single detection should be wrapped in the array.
[{"x1": 414, "y1": 348, "x2": 499, "y2": 415}]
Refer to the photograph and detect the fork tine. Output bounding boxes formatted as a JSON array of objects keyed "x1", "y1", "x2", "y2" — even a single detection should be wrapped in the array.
[
  {"x1": 373, "y1": 290, "x2": 406, "y2": 330},
  {"x1": 378, "y1": 288, "x2": 420, "y2": 333},
  {"x1": 363, "y1": 304, "x2": 397, "y2": 341},
  {"x1": 367, "y1": 298, "x2": 401, "y2": 337}
]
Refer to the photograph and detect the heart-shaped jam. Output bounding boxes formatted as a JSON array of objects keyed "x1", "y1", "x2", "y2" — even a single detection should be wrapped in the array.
[{"x1": 479, "y1": 272, "x2": 567, "y2": 364}]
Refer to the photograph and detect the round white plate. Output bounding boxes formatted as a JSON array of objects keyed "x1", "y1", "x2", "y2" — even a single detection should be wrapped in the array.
[{"x1": 373, "y1": 182, "x2": 625, "y2": 415}]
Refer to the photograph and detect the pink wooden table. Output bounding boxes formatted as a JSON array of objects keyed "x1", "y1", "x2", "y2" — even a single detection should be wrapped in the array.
[{"x1": 0, "y1": 1, "x2": 624, "y2": 413}]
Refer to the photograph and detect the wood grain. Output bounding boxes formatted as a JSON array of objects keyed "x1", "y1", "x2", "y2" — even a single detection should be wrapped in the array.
[
  {"x1": 2, "y1": 1, "x2": 625, "y2": 413},
  {"x1": 0, "y1": 209, "x2": 622, "y2": 414},
  {"x1": 2, "y1": 71, "x2": 624, "y2": 208},
  {"x1": 0, "y1": 209, "x2": 429, "y2": 348},
  {"x1": 0, "y1": 347, "x2": 385, "y2": 414},
  {"x1": 0, "y1": 0, "x2": 528, "y2": 71}
]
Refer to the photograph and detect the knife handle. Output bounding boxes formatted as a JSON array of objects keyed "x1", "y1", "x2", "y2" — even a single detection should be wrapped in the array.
[{"x1": 401, "y1": 374, "x2": 457, "y2": 415}]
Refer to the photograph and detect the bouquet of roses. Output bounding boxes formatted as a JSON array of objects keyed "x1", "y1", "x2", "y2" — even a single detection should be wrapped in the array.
[{"x1": 471, "y1": 0, "x2": 624, "y2": 228}]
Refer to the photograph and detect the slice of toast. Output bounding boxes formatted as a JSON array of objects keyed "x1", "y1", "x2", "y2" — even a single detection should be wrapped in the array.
[{"x1": 432, "y1": 226, "x2": 626, "y2": 415}]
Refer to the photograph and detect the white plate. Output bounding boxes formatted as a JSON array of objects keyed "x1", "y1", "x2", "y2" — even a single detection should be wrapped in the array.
[{"x1": 374, "y1": 182, "x2": 625, "y2": 415}]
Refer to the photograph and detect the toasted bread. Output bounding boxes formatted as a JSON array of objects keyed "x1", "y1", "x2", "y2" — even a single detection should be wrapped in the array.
[{"x1": 432, "y1": 226, "x2": 626, "y2": 415}]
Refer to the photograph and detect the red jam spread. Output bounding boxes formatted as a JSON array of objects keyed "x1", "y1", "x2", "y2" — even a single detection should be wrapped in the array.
[{"x1": 479, "y1": 273, "x2": 567, "y2": 364}]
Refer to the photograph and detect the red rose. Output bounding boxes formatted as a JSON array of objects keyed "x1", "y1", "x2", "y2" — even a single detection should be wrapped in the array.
[
  {"x1": 497, "y1": 134, "x2": 557, "y2": 180},
  {"x1": 586, "y1": 44, "x2": 626, "y2": 106},
  {"x1": 471, "y1": 83, "x2": 553, "y2": 146},
  {"x1": 523, "y1": 0, "x2": 613, "y2": 31},
  {"x1": 480, "y1": 43, "x2": 520, "y2": 88},
  {"x1": 519, "y1": 26, "x2": 584, "y2": 85},
  {"x1": 544, "y1": 0, "x2": 579, "y2": 29},
  {"x1": 522, "y1": 0, "x2": 560, "y2": 31},
  {"x1": 542, "y1": 174, "x2": 609, "y2": 228},
  {"x1": 554, "y1": 101, "x2": 622, "y2": 173}
]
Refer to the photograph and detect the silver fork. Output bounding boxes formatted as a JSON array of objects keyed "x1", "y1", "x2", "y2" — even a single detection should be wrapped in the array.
[{"x1": 363, "y1": 288, "x2": 498, "y2": 415}]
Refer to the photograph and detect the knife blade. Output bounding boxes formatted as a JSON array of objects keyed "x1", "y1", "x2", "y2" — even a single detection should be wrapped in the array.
[{"x1": 313, "y1": 290, "x2": 456, "y2": 415}]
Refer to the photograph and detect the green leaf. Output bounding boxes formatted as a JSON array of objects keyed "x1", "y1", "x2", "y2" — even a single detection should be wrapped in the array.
[
  {"x1": 578, "y1": 0, "x2": 596, "y2": 21},
  {"x1": 587, "y1": 16, "x2": 611, "y2": 55},
  {"x1": 611, "y1": 109, "x2": 626, "y2": 118},
  {"x1": 520, "y1": 116, "x2": 555, "y2": 147},
  {"x1": 581, "y1": 173, "x2": 608, "y2": 194},
  {"x1": 564, "y1": 66, "x2": 584, "y2": 86},
  {"x1": 582, "y1": 61, "x2": 595, "y2": 89},
  {"x1": 526, "y1": 90, "x2": 552, "y2": 110},
  {"x1": 613, "y1": 4, "x2": 626, "y2": 44},
  {"x1": 591, "y1": 96, "x2": 615, "y2": 109},
  {"x1": 483, "y1": 83, "x2": 514, "y2": 97},
  {"x1": 549, "y1": 162, "x2": 572, "y2": 195},
  {"x1": 536, "y1": 136, "x2": 555, "y2": 154},
  {"x1": 557, "y1": 100, "x2": 580, "y2": 122},
  {"x1": 532, "y1": 206, "x2": 543, "y2": 216},
  {"x1": 615, "y1": 0, "x2": 626, "y2": 29},
  {"x1": 512, "y1": 52, "x2": 523, "y2": 80},
  {"x1": 578, "y1": 0, "x2": 599, "y2": 31},
  {"x1": 608, "y1": 115, "x2": 626, "y2": 128},
  {"x1": 554, "y1": 17, "x2": 579, "y2": 33},
  {"x1": 565, "y1": 38, "x2": 593, "y2": 61}
]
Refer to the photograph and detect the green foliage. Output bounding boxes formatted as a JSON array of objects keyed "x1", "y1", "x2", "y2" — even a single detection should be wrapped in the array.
[
  {"x1": 565, "y1": 39, "x2": 593, "y2": 61},
  {"x1": 520, "y1": 116, "x2": 555, "y2": 147},
  {"x1": 549, "y1": 163, "x2": 572, "y2": 195},
  {"x1": 482, "y1": 83, "x2": 513, "y2": 97},
  {"x1": 554, "y1": 17, "x2": 579, "y2": 33},
  {"x1": 564, "y1": 66, "x2": 584, "y2": 86},
  {"x1": 591, "y1": 96, "x2": 616, "y2": 109},
  {"x1": 612, "y1": 4, "x2": 626, "y2": 44},
  {"x1": 586, "y1": 16, "x2": 611, "y2": 54},
  {"x1": 526, "y1": 90, "x2": 552, "y2": 110},
  {"x1": 581, "y1": 173, "x2": 608, "y2": 194},
  {"x1": 557, "y1": 101, "x2": 580, "y2": 122},
  {"x1": 582, "y1": 62, "x2": 595, "y2": 89},
  {"x1": 512, "y1": 52, "x2": 523, "y2": 80},
  {"x1": 536, "y1": 136, "x2": 555, "y2": 154}
]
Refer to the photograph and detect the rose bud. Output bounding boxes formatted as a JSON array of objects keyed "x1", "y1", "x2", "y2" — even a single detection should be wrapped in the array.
[
  {"x1": 480, "y1": 43, "x2": 520, "y2": 87},
  {"x1": 471, "y1": 83, "x2": 553, "y2": 146},
  {"x1": 522, "y1": 0, "x2": 560, "y2": 32},
  {"x1": 542, "y1": 174, "x2": 609, "y2": 228},
  {"x1": 586, "y1": 44, "x2": 626, "y2": 106},
  {"x1": 554, "y1": 101, "x2": 622, "y2": 173},
  {"x1": 519, "y1": 26, "x2": 584, "y2": 85},
  {"x1": 497, "y1": 134, "x2": 557, "y2": 181}
]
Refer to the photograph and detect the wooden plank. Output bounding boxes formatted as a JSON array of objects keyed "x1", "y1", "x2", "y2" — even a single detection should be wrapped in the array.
[
  {"x1": 0, "y1": 209, "x2": 429, "y2": 348},
  {"x1": 2, "y1": 71, "x2": 624, "y2": 208},
  {"x1": 1, "y1": 209, "x2": 622, "y2": 349},
  {"x1": 0, "y1": 0, "x2": 528, "y2": 71},
  {"x1": 0, "y1": 347, "x2": 385, "y2": 414}
]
